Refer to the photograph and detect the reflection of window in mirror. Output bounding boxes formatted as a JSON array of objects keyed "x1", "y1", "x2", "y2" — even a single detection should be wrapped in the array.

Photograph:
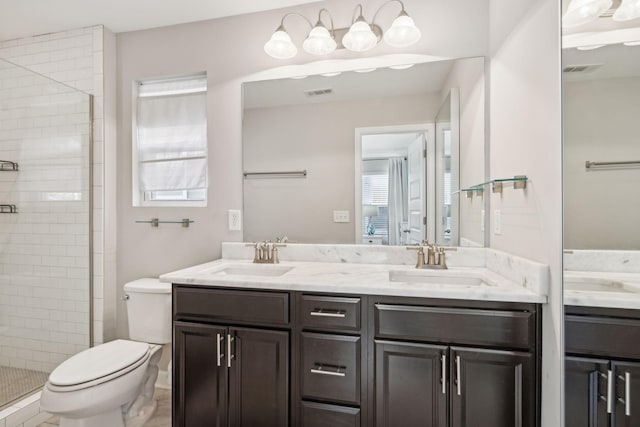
[{"x1": 443, "y1": 129, "x2": 452, "y2": 245}]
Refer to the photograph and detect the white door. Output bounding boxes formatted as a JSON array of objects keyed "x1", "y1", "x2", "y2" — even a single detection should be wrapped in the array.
[{"x1": 407, "y1": 134, "x2": 426, "y2": 244}]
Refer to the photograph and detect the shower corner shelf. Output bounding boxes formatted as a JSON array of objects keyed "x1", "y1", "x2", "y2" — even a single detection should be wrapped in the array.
[
  {"x1": 0, "y1": 160, "x2": 19, "y2": 171},
  {"x1": 459, "y1": 175, "x2": 528, "y2": 198}
]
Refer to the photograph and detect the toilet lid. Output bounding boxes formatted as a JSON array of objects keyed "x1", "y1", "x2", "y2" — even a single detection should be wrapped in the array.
[{"x1": 49, "y1": 339, "x2": 150, "y2": 387}]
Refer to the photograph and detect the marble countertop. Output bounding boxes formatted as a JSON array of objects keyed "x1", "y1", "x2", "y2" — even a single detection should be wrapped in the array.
[
  {"x1": 160, "y1": 258, "x2": 547, "y2": 304},
  {"x1": 564, "y1": 270, "x2": 640, "y2": 310}
]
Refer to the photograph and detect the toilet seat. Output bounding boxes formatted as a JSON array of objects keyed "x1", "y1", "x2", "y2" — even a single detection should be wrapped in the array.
[{"x1": 47, "y1": 340, "x2": 151, "y2": 392}]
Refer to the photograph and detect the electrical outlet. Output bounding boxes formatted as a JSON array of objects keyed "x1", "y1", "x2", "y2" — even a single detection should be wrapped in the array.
[
  {"x1": 333, "y1": 210, "x2": 350, "y2": 223},
  {"x1": 228, "y1": 209, "x2": 242, "y2": 231},
  {"x1": 494, "y1": 209, "x2": 501, "y2": 235},
  {"x1": 481, "y1": 209, "x2": 485, "y2": 232}
]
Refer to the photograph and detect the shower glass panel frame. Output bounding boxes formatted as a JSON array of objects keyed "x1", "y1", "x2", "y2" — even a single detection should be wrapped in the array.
[{"x1": 0, "y1": 58, "x2": 92, "y2": 408}]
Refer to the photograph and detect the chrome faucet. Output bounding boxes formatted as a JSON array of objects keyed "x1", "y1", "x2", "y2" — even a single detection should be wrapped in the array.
[
  {"x1": 406, "y1": 240, "x2": 456, "y2": 269},
  {"x1": 246, "y1": 241, "x2": 286, "y2": 264}
]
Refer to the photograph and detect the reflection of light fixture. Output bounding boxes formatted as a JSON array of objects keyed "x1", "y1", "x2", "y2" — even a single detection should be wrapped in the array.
[
  {"x1": 264, "y1": 1, "x2": 421, "y2": 59},
  {"x1": 576, "y1": 44, "x2": 605, "y2": 50},
  {"x1": 320, "y1": 71, "x2": 342, "y2": 77},
  {"x1": 624, "y1": 40, "x2": 640, "y2": 45},
  {"x1": 562, "y1": 0, "x2": 613, "y2": 28},
  {"x1": 354, "y1": 68, "x2": 377, "y2": 73},
  {"x1": 613, "y1": 0, "x2": 640, "y2": 21},
  {"x1": 389, "y1": 63, "x2": 415, "y2": 70}
]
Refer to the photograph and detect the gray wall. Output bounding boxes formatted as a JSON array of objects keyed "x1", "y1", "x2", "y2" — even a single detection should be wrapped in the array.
[
  {"x1": 243, "y1": 93, "x2": 438, "y2": 243},
  {"x1": 564, "y1": 76, "x2": 640, "y2": 250}
]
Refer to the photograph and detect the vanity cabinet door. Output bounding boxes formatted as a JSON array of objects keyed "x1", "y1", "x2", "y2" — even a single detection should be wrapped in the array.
[
  {"x1": 375, "y1": 340, "x2": 447, "y2": 427},
  {"x1": 613, "y1": 361, "x2": 640, "y2": 427},
  {"x1": 173, "y1": 322, "x2": 228, "y2": 427},
  {"x1": 565, "y1": 357, "x2": 610, "y2": 427},
  {"x1": 450, "y1": 347, "x2": 534, "y2": 427},
  {"x1": 228, "y1": 327, "x2": 289, "y2": 427}
]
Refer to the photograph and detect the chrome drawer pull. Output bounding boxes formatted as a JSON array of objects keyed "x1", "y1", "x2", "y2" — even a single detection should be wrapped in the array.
[
  {"x1": 216, "y1": 334, "x2": 224, "y2": 367},
  {"x1": 456, "y1": 355, "x2": 461, "y2": 396},
  {"x1": 310, "y1": 309, "x2": 346, "y2": 318},
  {"x1": 227, "y1": 334, "x2": 234, "y2": 368},
  {"x1": 618, "y1": 372, "x2": 631, "y2": 416},
  {"x1": 441, "y1": 354, "x2": 447, "y2": 395},
  {"x1": 607, "y1": 370, "x2": 614, "y2": 414},
  {"x1": 310, "y1": 365, "x2": 346, "y2": 377}
]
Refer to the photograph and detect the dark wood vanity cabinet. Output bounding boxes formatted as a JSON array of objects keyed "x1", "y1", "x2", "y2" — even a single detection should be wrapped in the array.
[
  {"x1": 565, "y1": 306, "x2": 640, "y2": 427},
  {"x1": 173, "y1": 287, "x2": 290, "y2": 427},
  {"x1": 173, "y1": 286, "x2": 541, "y2": 427},
  {"x1": 372, "y1": 300, "x2": 538, "y2": 427}
]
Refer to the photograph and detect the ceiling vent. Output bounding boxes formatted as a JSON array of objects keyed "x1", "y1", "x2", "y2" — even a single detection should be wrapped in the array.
[
  {"x1": 563, "y1": 64, "x2": 603, "y2": 73},
  {"x1": 304, "y1": 88, "x2": 333, "y2": 97}
]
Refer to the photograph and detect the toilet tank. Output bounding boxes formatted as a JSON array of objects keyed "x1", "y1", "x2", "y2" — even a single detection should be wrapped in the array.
[{"x1": 124, "y1": 278, "x2": 171, "y2": 344}]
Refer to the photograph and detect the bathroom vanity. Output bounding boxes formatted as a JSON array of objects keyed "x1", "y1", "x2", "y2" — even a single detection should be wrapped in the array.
[{"x1": 164, "y1": 243, "x2": 548, "y2": 427}]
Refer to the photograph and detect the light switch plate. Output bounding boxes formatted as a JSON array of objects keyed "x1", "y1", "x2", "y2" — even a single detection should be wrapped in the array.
[
  {"x1": 333, "y1": 210, "x2": 350, "y2": 223},
  {"x1": 494, "y1": 209, "x2": 501, "y2": 235},
  {"x1": 228, "y1": 209, "x2": 242, "y2": 231}
]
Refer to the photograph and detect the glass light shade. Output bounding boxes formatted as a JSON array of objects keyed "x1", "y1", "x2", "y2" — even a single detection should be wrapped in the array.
[
  {"x1": 302, "y1": 25, "x2": 337, "y2": 55},
  {"x1": 624, "y1": 40, "x2": 640, "y2": 46},
  {"x1": 613, "y1": 0, "x2": 640, "y2": 21},
  {"x1": 562, "y1": 0, "x2": 613, "y2": 28},
  {"x1": 383, "y1": 15, "x2": 422, "y2": 47},
  {"x1": 576, "y1": 44, "x2": 605, "y2": 50},
  {"x1": 342, "y1": 20, "x2": 378, "y2": 52},
  {"x1": 264, "y1": 29, "x2": 297, "y2": 59}
]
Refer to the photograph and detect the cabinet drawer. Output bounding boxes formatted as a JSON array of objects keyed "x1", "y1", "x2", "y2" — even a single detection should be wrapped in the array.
[
  {"x1": 301, "y1": 332, "x2": 361, "y2": 405},
  {"x1": 300, "y1": 401, "x2": 360, "y2": 427},
  {"x1": 300, "y1": 295, "x2": 361, "y2": 331},
  {"x1": 375, "y1": 304, "x2": 534, "y2": 349},
  {"x1": 173, "y1": 286, "x2": 289, "y2": 325},
  {"x1": 566, "y1": 314, "x2": 640, "y2": 359}
]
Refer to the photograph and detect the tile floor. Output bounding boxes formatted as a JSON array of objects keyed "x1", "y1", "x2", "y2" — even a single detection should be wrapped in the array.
[{"x1": 37, "y1": 387, "x2": 171, "y2": 427}]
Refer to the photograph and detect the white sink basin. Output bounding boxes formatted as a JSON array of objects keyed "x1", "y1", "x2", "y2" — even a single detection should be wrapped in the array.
[
  {"x1": 389, "y1": 270, "x2": 493, "y2": 286},
  {"x1": 211, "y1": 264, "x2": 294, "y2": 277},
  {"x1": 564, "y1": 276, "x2": 640, "y2": 293}
]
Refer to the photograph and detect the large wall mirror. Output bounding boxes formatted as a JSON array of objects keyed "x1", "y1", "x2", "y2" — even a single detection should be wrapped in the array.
[
  {"x1": 242, "y1": 56, "x2": 485, "y2": 246},
  {"x1": 563, "y1": 13, "x2": 640, "y2": 426}
]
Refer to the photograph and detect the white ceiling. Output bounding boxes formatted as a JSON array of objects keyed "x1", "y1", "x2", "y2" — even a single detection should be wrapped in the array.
[{"x1": 0, "y1": 0, "x2": 320, "y2": 41}]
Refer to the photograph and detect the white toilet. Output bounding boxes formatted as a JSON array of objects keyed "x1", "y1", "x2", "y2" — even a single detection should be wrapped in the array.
[{"x1": 40, "y1": 278, "x2": 171, "y2": 427}]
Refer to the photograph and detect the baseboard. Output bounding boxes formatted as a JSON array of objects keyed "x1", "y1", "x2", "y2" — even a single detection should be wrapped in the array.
[{"x1": 155, "y1": 369, "x2": 171, "y2": 390}]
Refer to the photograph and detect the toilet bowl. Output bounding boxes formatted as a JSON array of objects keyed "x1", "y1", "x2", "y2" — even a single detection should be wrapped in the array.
[{"x1": 40, "y1": 278, "x2": 171, "y2": 427}]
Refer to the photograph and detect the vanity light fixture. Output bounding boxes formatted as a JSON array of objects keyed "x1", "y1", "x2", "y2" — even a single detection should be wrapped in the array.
[
  {"x1": 562, "y1": 0, "x2": 613, "y2": 28},
  {"x1": 612, "y1": 0, "x2": 640, "y2": 21},
  {"x1": 264, "y1": 1, "x2": 421, "y2": 59},
  {"x1": 624, "y1": 40, "x2": 640, "y2": 45},
  {"x1": 389, "y1": 63, "x2": 415, "y2": 70},
  {"x1": 576, "y1": 44, "x2": 605, "y2": 50}
]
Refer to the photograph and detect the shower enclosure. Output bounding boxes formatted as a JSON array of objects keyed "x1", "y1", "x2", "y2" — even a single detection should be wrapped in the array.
[{"x1": 0, "y1": 58, "x2": 92, "y2": 407}]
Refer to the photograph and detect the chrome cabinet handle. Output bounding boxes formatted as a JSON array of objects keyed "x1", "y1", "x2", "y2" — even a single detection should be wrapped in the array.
[
  {"x1": 456, "y1": 355, "x2": 461, "y2": 396},
  {"x1": 310, "y1": 365, "x2": 346, "y2": 377},
  {"x1": 607, "y1": 370, "x2": 614, "y2": 414},
  {"x1": 216, "y1": 334, "x2": 223, "y2": 367},
  {"x1": 227, "y1": 334, "x2": 234, "y2": 368},
  {"x1": 441, "y1": 354, "x2": 446, "y2": 395},
  {"x1": 310, "y1": 309, "x2": 346, "y2": 318},
  {"x1": 618, "y1": 372, "x2": 631, "y2": 416}
]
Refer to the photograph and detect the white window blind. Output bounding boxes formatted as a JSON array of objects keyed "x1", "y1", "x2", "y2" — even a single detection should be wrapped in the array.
[
  {"x1": 362, "y1": 173, "x2": 389, "y2": 237},
  {"x1": 135, "y1": 75, "x2": 207, "y2": 202}
]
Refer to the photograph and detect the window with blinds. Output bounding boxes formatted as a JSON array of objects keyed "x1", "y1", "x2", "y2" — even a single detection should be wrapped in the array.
[
  {"x1": 362, "y1": 172, "x2": 389, "y2": 238},
  {"x1": 133, "y1": 73, "x2": 207, "y2": 206}
]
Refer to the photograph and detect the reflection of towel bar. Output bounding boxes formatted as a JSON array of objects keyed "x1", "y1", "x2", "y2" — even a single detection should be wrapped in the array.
[
  {"x1": 0, "y1": 204, "x2": 17, "y2": 213},
  {"x1": 585, "y1": 160, "x2": 640, "y2": 169},
  {"x1": 135, "y1": 218, "x2": 193, "y2": 227},
  {"x1": 243, "y1": 170, "x2": 307, "y2": 178},
  {"x1": 0, "y1": 160, "x2": 18, "y2": 171}
]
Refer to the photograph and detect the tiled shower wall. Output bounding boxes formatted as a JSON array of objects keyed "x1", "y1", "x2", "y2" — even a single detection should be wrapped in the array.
[
  {"x1": 0, "y1": 61, "x2": 91, "y2": 372},
  {"x1": 0, "y1": 26, "x2": 109, "y2": 372}
]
